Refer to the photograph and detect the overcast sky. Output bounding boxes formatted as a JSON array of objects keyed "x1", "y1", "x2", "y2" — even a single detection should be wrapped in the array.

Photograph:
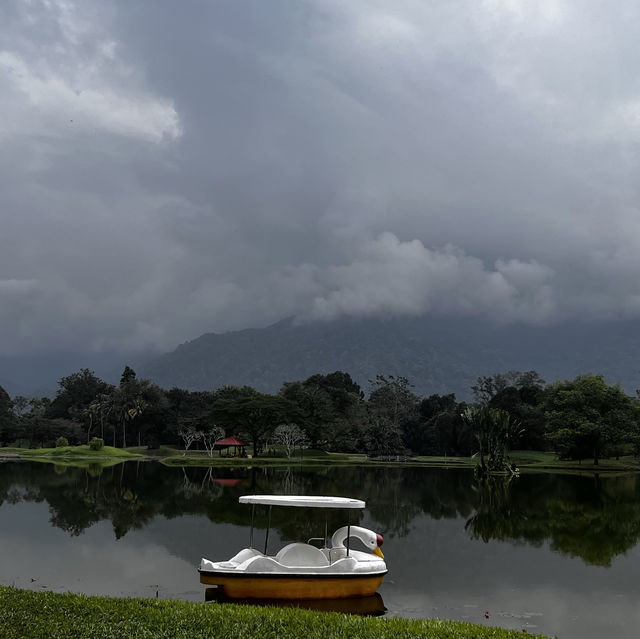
[{"x1": 3, "y1": 0, "x2": 640, "y2": 357}]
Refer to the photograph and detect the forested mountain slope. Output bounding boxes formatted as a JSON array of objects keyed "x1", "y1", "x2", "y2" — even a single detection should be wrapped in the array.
[{"x1": 140, "y1": 316, "x2": 640, "y2": 399}]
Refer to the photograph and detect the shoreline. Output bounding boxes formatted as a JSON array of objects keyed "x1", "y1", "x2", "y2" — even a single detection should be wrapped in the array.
[
  {"x1": 0, "y1": 586, "x2": 551, "y2": 639},
  {"x1": 3, "y1": 445, "x2": 640, "y2": 474}
]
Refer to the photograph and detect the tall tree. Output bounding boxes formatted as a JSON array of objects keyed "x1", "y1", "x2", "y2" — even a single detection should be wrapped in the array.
[
  {"x1": 461, "y1": 405, "x2": 523, "y2": 475},
  {"x1": 368, "y1": 375, "x2": 419, "y2": 429},
  {"x1": 472, "y1": 370, "x2": 545, "y2": 404},
  {"x1": 545, "y1": 375, "x2": 637, "y2": 465},
  {"x1": 0, "y1": 386, "x2": 15, "y2": 446},
  {"x1": 279, "y1": 382, "x2": 334, "y2": 448},
  {"x1": 211, "y1": 393, "x2": 295, "y2": 456},
  {"x1": 47, "y1": 369, "x2": 112, "y2": 420}
]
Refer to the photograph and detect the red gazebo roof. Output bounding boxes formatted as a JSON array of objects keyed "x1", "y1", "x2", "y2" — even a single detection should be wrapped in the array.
[{"x1": 214, "y1": 436, "x2": 246, "y2": 447}]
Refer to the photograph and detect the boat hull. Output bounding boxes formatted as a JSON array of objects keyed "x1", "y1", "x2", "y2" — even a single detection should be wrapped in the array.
[{"x1": 199, "y1": 570, "x2": 386, "y2": 599}]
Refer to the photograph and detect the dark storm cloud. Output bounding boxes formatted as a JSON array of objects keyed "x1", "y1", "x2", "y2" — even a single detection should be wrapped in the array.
[{"x1": 2, "y1": 0, "x2": 640, "y2": 356}]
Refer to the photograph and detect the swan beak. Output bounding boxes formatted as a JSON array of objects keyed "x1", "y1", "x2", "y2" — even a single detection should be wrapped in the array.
[{"x1": 373, "y1": 546, "x2": 384, "y2": 559}]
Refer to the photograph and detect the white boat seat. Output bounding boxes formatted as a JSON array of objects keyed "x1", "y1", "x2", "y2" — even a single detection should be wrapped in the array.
[
  {"x1": 275, "y1": 543, "x2": 330, "y2": 567},
  {"x1": 229, "y1": 548, "x2": 264, "y2": 564}
]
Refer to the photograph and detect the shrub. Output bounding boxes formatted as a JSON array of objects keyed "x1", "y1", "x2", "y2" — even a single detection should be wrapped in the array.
[
  {"x1": 89, "y1": 437, "x2": 104, "y2": 451},
  {"x1": 55, "y1": 436, "x2": 69, "y2": 448}
]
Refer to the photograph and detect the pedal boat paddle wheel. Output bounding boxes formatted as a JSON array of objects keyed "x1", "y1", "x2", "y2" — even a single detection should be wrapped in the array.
[{"x1": 199, "y1": 495, "x2": 387, "y2": 600}]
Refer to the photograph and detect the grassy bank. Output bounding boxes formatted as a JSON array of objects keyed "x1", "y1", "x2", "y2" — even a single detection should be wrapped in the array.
[
  {"x1": 4, "y1": 444, "x2": 640, "y2": 474},
  {"x1": 10, "y1": 445, "x2": 143, "y2": 468},
  {"x1": 0, "y1": 587, "x2": 550, "y2": 639}
]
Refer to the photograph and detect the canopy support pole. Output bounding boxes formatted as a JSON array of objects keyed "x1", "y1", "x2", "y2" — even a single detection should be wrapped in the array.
[
  {"x1": 346, "y1": 511, "x2": 351, "y2": 557},
  {"x1": 249, "y1": 504, "x2": 255, "y2": 548},
  {"x1": 324, "y1": 515, "x2": 328, "y2": 548},
  {"x1": 264, "y1": 505, "x2": 272, "y2": 555}
]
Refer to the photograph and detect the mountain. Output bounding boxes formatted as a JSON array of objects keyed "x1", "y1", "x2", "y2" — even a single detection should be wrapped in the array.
[{"x1": 139, "y1": 315, "x2": 640, "y2": 399}]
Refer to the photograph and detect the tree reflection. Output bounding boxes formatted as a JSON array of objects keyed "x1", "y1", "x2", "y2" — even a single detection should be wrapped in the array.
[
  {"x1": 464, "y1": 473, "x2": 640, "y2": 566},
  {"x1": 2, "y1": 462, "x2": 640, "y2": 566}
]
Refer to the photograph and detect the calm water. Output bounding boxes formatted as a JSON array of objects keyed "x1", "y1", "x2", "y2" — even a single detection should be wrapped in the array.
[{"x1": 2, "y1": 461, "x2": 640, "y2": 638}]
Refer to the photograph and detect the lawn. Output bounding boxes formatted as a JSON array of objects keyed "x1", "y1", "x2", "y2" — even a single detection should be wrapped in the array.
[{"x1": 0, "y1": 587, "x2": 551, "y2": 639}]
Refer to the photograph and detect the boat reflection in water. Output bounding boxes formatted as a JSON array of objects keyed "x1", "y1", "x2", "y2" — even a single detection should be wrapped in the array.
[{"x1": 204, "y1": 587, "x2": 387, "y2": 617}]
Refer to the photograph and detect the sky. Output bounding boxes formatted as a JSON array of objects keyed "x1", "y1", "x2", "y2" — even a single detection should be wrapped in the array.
[{"x1": 3, "y1": 0, "x2": 640, "y2": 358}]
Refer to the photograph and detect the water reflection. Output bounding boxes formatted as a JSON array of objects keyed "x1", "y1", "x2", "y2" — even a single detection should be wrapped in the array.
[
  {"x1": 3, "y1": 462, "x2": 640, "y2": 567},
  {"x1": 465, "y1": 473, "x2": 640, "y2": 567},
  {"x1": 5, "y1": 462, "x2": 640, "y2": 637},
  {"x1": 205, "y1": 588, "x2": 387, "y2": 616}
]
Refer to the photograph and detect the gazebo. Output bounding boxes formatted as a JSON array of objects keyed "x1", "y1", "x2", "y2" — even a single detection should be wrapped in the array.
[{"x1": 213, "y1": 436, "x2": 247, "y2": 457}]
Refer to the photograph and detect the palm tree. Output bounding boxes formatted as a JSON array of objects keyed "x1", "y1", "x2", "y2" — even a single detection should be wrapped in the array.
[{"x1": 461, "y1": 406, "x2": 523, "y2": 476}]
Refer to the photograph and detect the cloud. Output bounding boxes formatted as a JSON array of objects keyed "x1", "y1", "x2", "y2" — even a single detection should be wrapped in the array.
[
  {"x1": 2, "y1": 1, "x2": 640, "y2": 358},
  {"x1": 300, "y1": 232, "x2": 555, "y2": 323},
  {"x1": 0, "y1": 0, "x2": 180, "y2": 142}
]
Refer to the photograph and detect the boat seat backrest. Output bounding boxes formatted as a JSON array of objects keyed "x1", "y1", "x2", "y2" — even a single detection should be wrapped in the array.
[
  {"x1": 275, "y1": 543, "x2": 330, "y2": 567},
  {"x1": 229, "y1": 547, "x2": 264, "y2": 564}
]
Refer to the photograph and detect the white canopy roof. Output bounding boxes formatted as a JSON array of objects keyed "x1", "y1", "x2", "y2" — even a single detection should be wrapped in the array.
[{"x1": 238, "y1": 495, "x2": 365, "y2": 509}]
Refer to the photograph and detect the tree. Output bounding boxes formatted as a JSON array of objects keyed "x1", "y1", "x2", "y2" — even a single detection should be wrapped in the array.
[
  {"x1": 403, "y1": 393, "x2": 473, "y2": 456},
  {"x1": 280, "y1": 371, "x2": 365, "y2": 451},
  {"x1": 19, "y1": 397, "x2": 52, "y2": 448},
  {"x1": 368, "y1": 375, "x2": 419, "y2": 429},
  {"x1": 363, "y1": 416, "x2": 408, "y2": 458},
  {"x1": 461, "y1": 405, "x2": 523, "y2": 475},
  {"x1": 0, "y1": 386, "x2": 15, "y2": 446},
  {"x1": 120, "y1": 365, "x2": 137, "y2": 386},
  {"x1": 110, "y1": 367, "x2": 163, "y2": 448},
  {"x1": 545, "y1": 375, "x2": 636, "y2": 465},
  {"x1": 211, "y1": 393, "x2": 295, "y2": 456},
  {"x1": 201, "y1": 426, "x2": 225, "y2": 457},
  {"x1": 178, "y1": 425, "x2": 201, "y2": 455},
  {"x1": 472, "y1": 371, "x2": 545, "y2": 404},
  {"x1": 489, "y1": 384, "x2": 546, "y2": 450},
  {"x1": 47, "y1": 369, "x2": 112, "y2": 420},
  {"x1": 279, "y1": 382, "x2": 333, "y2": 448},
  {"x1": 272, "y1": 423, "x2": 308, "y2": 458}
]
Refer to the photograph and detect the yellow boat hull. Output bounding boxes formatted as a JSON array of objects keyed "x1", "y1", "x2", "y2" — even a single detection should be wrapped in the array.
[{"x1": 199, "y1": 571, "x2": 386, "y2": 599}]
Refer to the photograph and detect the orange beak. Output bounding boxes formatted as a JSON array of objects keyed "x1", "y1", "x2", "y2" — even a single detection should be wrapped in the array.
[{"x1": 373, "y1": 546, "x2": 384, "y2": 559}]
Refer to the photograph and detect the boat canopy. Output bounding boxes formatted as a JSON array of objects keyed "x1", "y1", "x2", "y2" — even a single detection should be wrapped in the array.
[{"x1": 238, "y1": 495, "x2": 365, "y2": 509}]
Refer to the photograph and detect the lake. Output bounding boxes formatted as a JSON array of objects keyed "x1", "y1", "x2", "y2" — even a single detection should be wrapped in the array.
[{"x1": 2, "y1": 461, "x2": 640, "y2": 638}]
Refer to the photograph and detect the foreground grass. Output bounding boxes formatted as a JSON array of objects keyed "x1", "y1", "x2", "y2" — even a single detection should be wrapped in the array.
[{"x1": 0, "y1": 587, "x2": 550, "y2": 639}]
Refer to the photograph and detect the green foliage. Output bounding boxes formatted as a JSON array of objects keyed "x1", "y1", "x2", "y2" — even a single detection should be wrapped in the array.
[
  {"x1": 5, "y1": 361, "x2": 640, "y2": 465},
  {"x1": 544, "y1": 374, "x2": 637, "y2": 464},
  {"x1": 472, "y1": 370, "x2": 545, "y2": 404},
  {"x1": 0, "y1": 586, "x2": 549, "y2": 639},
  {"x1": 55, "y1": 436, "x2": 69, "y2": 448},
  {"x1": 89, "y1": 437, "x2": 104, "y2": 451},
  {"x1": 19, "y1": 444, "x2": 141, "y2": 459},
  {"x1": 461, "y1": 406, "x2": 523, "y2": 475},
  {"x1": 368, "y1": 375, "x2": 419, "y2": 428},
  {"x1": 404, "y1": 394, "x2": 473, "y2": 456},
  {"x1": 279, "y1": 371, "x2": 365, "y2": 450},
  {"x1": 120, "y1": 365, "x2": 137, "y2": 386},
  {"x1": 47, "y1": 368, "x2": 112, "y2": 420},
  {"x1": 211, "y1": 392, "x2": 296, "y2": 456},
  {"x1": 0, "y1": 385, "x2": 16, "y2": 445}
]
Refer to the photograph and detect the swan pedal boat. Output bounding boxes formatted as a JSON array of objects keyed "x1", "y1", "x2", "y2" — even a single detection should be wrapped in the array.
[{"x1": 199, "y1": 495, "x2": 387, "y2": 599}]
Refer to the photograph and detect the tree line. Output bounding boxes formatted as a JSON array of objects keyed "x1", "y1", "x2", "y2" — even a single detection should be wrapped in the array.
[{"x1": 1, "y1": 367, "x2": 640, "y2": 464}]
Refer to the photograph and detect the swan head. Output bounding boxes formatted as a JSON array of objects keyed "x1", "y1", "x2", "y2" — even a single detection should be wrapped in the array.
[{"x1": 331, "y1": 525, "x2": 385, "y2": 559}]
